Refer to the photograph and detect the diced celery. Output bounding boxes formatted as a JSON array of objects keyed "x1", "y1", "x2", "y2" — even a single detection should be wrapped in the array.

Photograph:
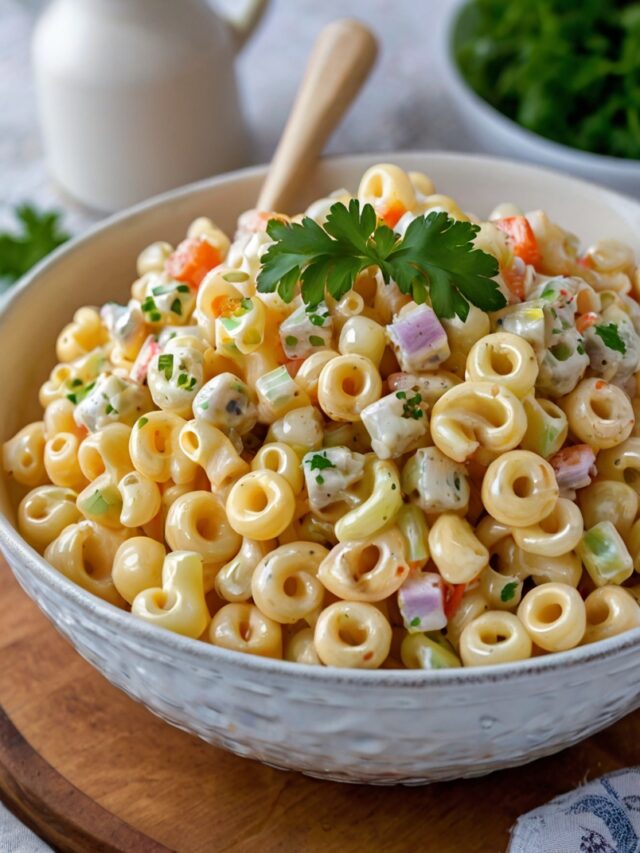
[
  {"x1": 577, "y1": 520, "x2": 633, "y2": 586},
  {"x1": 397, "y1": 504, "x2": 430, "y2": 566},
  {"x1": 400, "y1": 633, "x2": 461, "y2": 670}
]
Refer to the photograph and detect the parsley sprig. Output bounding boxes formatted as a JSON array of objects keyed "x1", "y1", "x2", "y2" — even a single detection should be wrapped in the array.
[
  {"x1": 257, "y1": 201, "x2": 504, "y2": 321},
  {"x1": 0, "y1": 205, "x2": 69, "y2": 291}
]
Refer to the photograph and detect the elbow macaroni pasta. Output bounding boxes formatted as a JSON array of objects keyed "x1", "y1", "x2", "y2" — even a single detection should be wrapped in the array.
[{"x1": 6, "y1": 162, "x2": 640, "y2": 669}]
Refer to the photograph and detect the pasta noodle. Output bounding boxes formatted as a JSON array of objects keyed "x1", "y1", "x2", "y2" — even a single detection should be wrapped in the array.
[{"x1": 7, "y1": 161, "x2": 640, "y2": 670}]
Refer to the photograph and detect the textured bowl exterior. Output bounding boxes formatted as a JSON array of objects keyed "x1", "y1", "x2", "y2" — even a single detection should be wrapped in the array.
[{"x1": 2, "y1": 152, "x2": 640, "y2": 784}]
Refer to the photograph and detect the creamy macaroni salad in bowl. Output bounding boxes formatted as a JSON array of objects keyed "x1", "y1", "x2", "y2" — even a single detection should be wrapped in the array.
[{"x1": 2, "y1": 153, "x2": 640, "y2": 782}]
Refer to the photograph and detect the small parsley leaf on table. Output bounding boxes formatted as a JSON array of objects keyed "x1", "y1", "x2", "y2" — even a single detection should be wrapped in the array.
[
  {"x1": 256, "y1": 200, "x2": 504, "y2": 321},
  {"x1": 0, "y1": 205, "x2": 69, "y2": 291}
]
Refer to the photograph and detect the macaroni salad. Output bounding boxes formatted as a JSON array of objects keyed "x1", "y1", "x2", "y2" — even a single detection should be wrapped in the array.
[{"x1": 5, "y1": 162, "x2": 640, "y2": 670}]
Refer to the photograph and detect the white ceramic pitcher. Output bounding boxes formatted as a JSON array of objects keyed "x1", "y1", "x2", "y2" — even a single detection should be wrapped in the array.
[{"x1": 32, "y1": 0, "x2": 268, "y2": 212}]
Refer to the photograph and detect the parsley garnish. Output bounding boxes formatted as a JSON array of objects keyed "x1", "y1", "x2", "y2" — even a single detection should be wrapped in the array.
[
  {"x1": 500, "y1": 581, "x2": 518, "y2": 602},
  {"x1": 137, "y1": 416, "x2": 149, "y2": 429},
  {"x1": 66, "y1": 380, "x2": 96, "y2": 405},
  {"x1": 308, "y1": 453, "x2": 336, "y2": 471},
  {"x1": 285, "y1": 335, "x2": 298, "y2": 347},
  {"x1": 176, "y1": 284, "x2": 190, "y2": 293},
  {"x1": 309, "y1": 335, "x2": 325, "y2": 347},
  {"x1": 540, "y1": 285, "x2": 556, "y2": 300},
  {"x1": 315, "y1": 474, "x2": 325, "y2": 485},
  {"x1": 105, "y1": 403, "x2": 117, "y2": 415},
  {"x1": 170, "y1": 298, "x2": 182, "y2": 316},
  {"x1": 399, "y1": 391, "x2": 424, "y2": 419},
  {"x1": 141, "y1": 296, "x2": 156, "y2": 313},
  {"x1": 594, "y1": 323, "x2": 626, "y2": 355},
  {"x1": 177, "y1": 373, "x2": 188, "y2": 387},
  {"x1": 410, "y1": 616, "x2": 421, "y2": 627},
  {"x1": 0, "y1": 205, "x2": 69, "y2": 291},
  {"x1": 257, "y1": 201, "x2": 503, "y2": 321},
  {"x1": 158, "y1": 353, "x2": 173, "y2": 380}
]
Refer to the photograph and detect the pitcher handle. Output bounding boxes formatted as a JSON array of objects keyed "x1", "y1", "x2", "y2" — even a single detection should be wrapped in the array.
[{"x1": 221, "y1": 0, "x2": 270, "y2": 51}]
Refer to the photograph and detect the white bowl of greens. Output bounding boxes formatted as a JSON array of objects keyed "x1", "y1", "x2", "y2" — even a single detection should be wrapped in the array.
[{"x1": 441, "y1": 0, "x2": 640, "y2": 195}]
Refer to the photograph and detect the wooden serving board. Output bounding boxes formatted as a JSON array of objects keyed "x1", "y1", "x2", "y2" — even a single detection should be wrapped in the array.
[{"x1": 1, "y1": 559, "x2": 639, "y2": 853}]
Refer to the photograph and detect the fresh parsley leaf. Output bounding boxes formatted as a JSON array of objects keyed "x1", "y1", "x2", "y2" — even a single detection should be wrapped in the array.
[
  {"x1": 257, "y1": 201, "x2": 504, "y2": 321},
  {"x1": 0, "y1": 205, "x2": 69, "y2": 291},
  {"x1": 594, "y1": 323, "x2": 626, "y2": 354},
  {"x1": 158, "y1": 353, "x2": 173, "y2": 380},
  {"x1": 500, "y1": 581, "x2": 518, "y2": 602},
  {"x1": 308, "y1": 453, "x2": 336, "y2": 471}
]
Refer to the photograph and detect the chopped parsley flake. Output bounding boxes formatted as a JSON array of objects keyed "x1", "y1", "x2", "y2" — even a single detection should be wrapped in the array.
[
  {"x1": 138, "y1": 416, "x2": 149, "y2": 429},
  {"x1": 309, "y1": 335, "x2": 325, "y2": 347},
  {"x1": 66, "y1": 380, "x2": 96, "y2": 405},
  {"x1": 285, "y1": 335, "x2": 298, "y2": 347},
  {"x1": 410, "y1": 616, "x2": 421, "y2": 627},
  {"x1": 177, "y1": 373, "x2": 188, "y2": 387},
  {"x1": 395, "y1": 391, "x2": 407, "y2": 399},
  {"x1": 540, "y1": 285, "x2": 556, "y2": 300},
  {"x1": 158, "y1": 353, "x2": 173, "y2": 380},
  {"x1": 453, "y1": 474, "x2": 461, "y2": 490},
  {"x1": 576, "y1": 342, "x2": 585, "y2": 355},
  {"x1": 315, "y1": 474, "x2": 325, "y2": 485},
  {"x1": 105, "y1": 403, "x2": 117, "y2": 415},
  {"x1": 400, "y1": 392, "x2": 423, "y2": 419},
  {"x1": 170, "y1": 298, "x2": 182, "y2": 316},
  {"x1": 500, "y1": 581, "x2": 518, "y2": 602},
  {"x1": 594, "y1": 323, "x2": 626, "y2": 354},
  {"x1": 150, "y1": 311, "x2": 162, "y2": 322},
  {"x1": 176, "y1": 284, "x2": 190, "y2": 293},
  {"x1": 308, "y1": 453, "x2": 336, "y2": 471},
  {"x1": 308, "y1": 312, "x2": 329, "y2": 327},
  {"x1": 240, "y1": 298, "x2": 253, "y2": 311},
  {"x1": 199, "y1": 401, "x2": 209, "y2": 410},
  {"x1": 141, "y1": 296, "x2": 156, "y2": 313}
]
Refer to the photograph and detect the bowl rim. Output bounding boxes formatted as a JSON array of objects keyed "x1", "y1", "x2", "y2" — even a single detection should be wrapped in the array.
[
  {"x1": 3, "y1": 150, "x2": 640, "y2": 688},
  {"x1": 442, "y1": 0, "x2": 640, "y2": 174}
]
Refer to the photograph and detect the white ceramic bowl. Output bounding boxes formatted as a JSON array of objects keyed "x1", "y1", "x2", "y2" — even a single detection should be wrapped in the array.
[
  {"x1": 440, "y1": 2, "x2": 640, "y2": 196},
  {"x1": 2, "y1": 153, "x2": 640, "y2": 785}
]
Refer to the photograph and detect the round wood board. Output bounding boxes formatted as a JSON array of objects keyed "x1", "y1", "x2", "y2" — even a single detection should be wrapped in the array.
[{"x1": 1, "y1": 559, "x2": 639, "y2": 853}]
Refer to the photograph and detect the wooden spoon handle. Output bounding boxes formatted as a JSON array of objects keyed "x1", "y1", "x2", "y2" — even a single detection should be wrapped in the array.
[{"x1": 256, "y1": 19, "x2": 378, "y2": 213}]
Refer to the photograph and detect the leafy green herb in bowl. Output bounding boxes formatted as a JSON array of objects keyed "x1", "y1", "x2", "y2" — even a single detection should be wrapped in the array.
[
  {"x1": 0, "y1": 205, "x2": 69, "y2": 293},
  {"x1": 442, "y1": 0, "x2": 640, "y2": 193}
]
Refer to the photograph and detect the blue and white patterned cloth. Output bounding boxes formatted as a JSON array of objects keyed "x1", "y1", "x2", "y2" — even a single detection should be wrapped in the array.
[{"x1": 510, "y1": 769, "x2": 640, "y2": 853}]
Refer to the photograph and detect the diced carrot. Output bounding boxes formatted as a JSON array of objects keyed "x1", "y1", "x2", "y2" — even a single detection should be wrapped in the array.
[
  {"x1": 443, "y1": 583, "x2": 466, "y2": 620},
  {"x1": 380, "y1": 201, "x2": 406, "y2": 229},
  {"x1": 576, "y1": 312, "x2": 598, "y2": 333},
  {"x1": 595, "y1": 380, "x2": 606, "y2": 390},
  {"x1": 501, "y1": 260, "x2": 526, "y2": 301},
  {"x1": 165, "y1": 237, "x2": 222, "y2": 289},
  {"x1": 210, "y1": 294, "x2": 239, "y2": 318},
  {"x1": 494, "y1": 216, "x2": 541, "y2": 267},
  {"x1": 577, "y1": 255, "x2": 595, "y2": 269}
]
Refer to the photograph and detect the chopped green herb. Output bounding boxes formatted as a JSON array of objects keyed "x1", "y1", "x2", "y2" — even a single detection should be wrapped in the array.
[
  {"x1": 401, "y1": 392, "x2": 424, "y2": 419},
  {"x1": 138, "y1": 416, "x2": 149, "y2": 429},
  {"x1": 158, "y1": 353, "x2": 174, "y2": 380},
  {"x1": 66, "y1": 380, "x2": 96, "y2": 405},
  {"x1": 308, "y1": 453, "x2": 336, "y2": 471},
  {"x1": 594, "y1": 323, "x2": 626, "y2": 355},
  {"x1": 540, "y1": 286, "x2": 556, "y2": 300},
  {"x1": 550, "y1": 342, "x2": 572, "y2": 362},
  {"x1": 170, "y1": 298, "x2": 182, "y2": 316},
  {"x1": 68, "y1": 378, "x2": 83, "y2": 388},
  {"x1": 285, "y1": 335, "x2": 298, "y2": 347},
  {"x1": 177, "y1": 373, "x2": 188, "y2": 387},
  {"x1": 410, "y1": 616, "x2": 421, "y2": 627},
  {"x1": 105, "y1": 403, "x2": 117, "y2": 415},
  {"x1": 453, "y1": 474, "x2": 461, "y2": 490},
  {"x1": 576, "y1": 342, "x2": 585, "y2": 355},
  {"x1": 188, "y1": 376, "x2": 197, "y2": 390},
  {"x1": 83, "y1": 489, "x2": 111, "y2": 516},
  {"x1": 308, "y1": 312, "x2": 328, "y2": 327},
  {"x1": 152, "y1": 283, "x2": 176, "y2": 296},
  {"x1": 257, "y1": 201, "x2": 503, "y2": 321},
  {"x1": 315, "y1": 474, "x2": 325, "y2": 485},
  {"x1": 395, "y1": 391, "x2": 407, "y2": 400},
  {"x1": 176, "y1": 284, "x2": 190, "y2": 293},
  {"x1": 141, "y1": 296, "x2": 157, "y2": 313},
  {"x1": 150, "y1": 311, "x2": 162, "y2": 322},
  {"x1": 240, "y1": 298, "x2": 253, "y2": 311},
  {"x1": 309, "y1": 335, "x2": 325, "y2": 347},
  {"x1": 199, "y1": 401, "x2": 209, "y2": 411},
  {"x1": 500, "y1": 581, "x2": 518, "y2": 602}
]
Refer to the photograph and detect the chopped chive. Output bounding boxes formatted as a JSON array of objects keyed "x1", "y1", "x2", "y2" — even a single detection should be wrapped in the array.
[
  {"x1": 309, "y1": 335, "x2": 325, "y2": 347},
  {"x1": 138, "y1": 416, "x2": 149, "y2": 429},
  {"x1": 285, "y1": 335, "x2": 298, "y2": 347},
  {"x1": 170, "y1": 298, "x2": 182, "y2": 316},
  {"x1": 158, "y1": 353, "x2": 173, "y2": 380}
]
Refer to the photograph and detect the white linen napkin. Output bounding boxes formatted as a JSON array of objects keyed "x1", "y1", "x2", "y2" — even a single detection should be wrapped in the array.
[{"x1": 509, "y1": 768, "x2": 640, "y2": 853}]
